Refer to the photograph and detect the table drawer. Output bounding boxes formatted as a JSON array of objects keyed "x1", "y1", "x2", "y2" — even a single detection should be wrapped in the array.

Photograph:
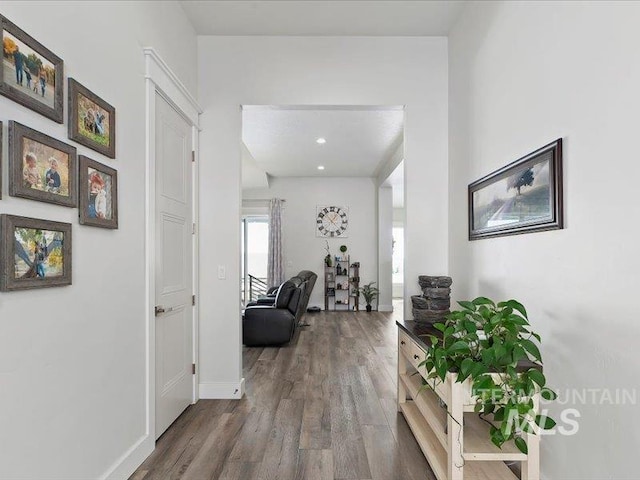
[
  {"x1": 410, "y1": 341, "x2": 427, "y2": 372},
  {"x1": 399, "y1": 329, "x2": 412, "y2": 359}
]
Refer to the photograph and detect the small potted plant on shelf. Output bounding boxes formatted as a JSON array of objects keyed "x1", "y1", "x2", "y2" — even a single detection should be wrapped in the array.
[
  {"x1": 324, "y1": 240, "x2": 332, "y2": 267},
  {"x1": 356, "y1": 281, "x2": 379, "y2": 312},
  {"x1": 420, "y1": 297, "x2": 557, "y2": 454}
]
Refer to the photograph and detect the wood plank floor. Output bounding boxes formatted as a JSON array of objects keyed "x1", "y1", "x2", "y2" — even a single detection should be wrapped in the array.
[{"x1": 131, "y1": 309, "x2": 436, "y2": 480}]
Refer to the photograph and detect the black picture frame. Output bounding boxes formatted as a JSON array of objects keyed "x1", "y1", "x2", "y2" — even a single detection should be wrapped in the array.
[
  {"x1": 79, "y1": 155, "x2": 118, "y2": 229},
  {"x1": 68, "y1": 78, "x2": 116, "y2": 158},
  {"x1": 8, "y1": 121, "x2": 78, "y2": 207},
  {"x1": 0, "y1": 214, "x2": 72, "y2": 291},
  {"x1": 0, "y1": 15, "x2": 64, "y2": 123},
  {"x1": 468, "y1": 139, "x2": 563, "y2": 240}
]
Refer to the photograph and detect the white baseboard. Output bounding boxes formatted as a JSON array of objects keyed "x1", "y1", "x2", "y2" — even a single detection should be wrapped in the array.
[
  {"x1": 101, "y1": 434, "x2": 154, "y2": 480},
  {"x1": 378, "y1": 304, "x2": 393, "y2": 312},
  {"x1": 199, "y1": 378, "x2": 245, "y2": 399}
]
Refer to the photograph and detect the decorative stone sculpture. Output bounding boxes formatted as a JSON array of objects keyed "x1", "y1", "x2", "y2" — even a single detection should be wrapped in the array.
[{"x1": 412, "y1": 276, "x2": 453, "y2": 324}]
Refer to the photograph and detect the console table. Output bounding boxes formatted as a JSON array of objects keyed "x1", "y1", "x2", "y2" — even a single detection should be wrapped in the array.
[{"x1": 396, "y1": 320, "x2": 541, "y2": 480}]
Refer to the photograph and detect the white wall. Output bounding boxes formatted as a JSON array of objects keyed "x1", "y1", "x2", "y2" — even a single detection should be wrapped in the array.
[
  {"x1": 377, "y1": 186, "x2": 393, "y2": 311},
  {"x1": 198, "y1": 36, "x2": 448, "y2": 394},
  {"x1": 244, "y1": 177, "x2": 377, "y2": 309},
  {"x1": 449, "y1": 2, "x2": 640, "y2": 478},
  {"x1": 0, "y1": 2, "x2": 196, "y2": 479}
]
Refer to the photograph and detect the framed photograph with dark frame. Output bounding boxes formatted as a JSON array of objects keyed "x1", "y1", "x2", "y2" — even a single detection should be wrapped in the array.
[
  {"x1": 8, "y1": 121, "x2": 77, "y2": 207},
  {"x1": 79, "y1": 155, "x2": 118, "y2": 229},
  {"x1": 68, "y1": 78, "x2": 116, "y2": 158},
  {"x1": 0, "y1": 214, "x2": 72, "y2": 291},
  {"x1": 0, "y1": 15, "x2": 64, "y2": 123},
  {"x1": 0, "y1": 121, "x2": 3, "y2": 199},
  {"x1": 468, "y1": 139, "x2": 563, "y2": 240}
]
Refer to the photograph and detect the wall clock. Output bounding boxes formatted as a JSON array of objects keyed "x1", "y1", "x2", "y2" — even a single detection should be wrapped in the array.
[{"x1": 316, "y1": 205, "x2": 349, "y2": 238}]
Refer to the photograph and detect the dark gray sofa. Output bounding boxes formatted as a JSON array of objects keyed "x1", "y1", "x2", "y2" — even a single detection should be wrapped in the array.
[{"x1": 242, "y1": 270, "x2": 317, "y2": 346}]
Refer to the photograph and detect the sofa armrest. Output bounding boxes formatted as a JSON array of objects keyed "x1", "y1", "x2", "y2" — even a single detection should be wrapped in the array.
[{"x1": 243, "y1": 307, "x2": 296, "y2": 346}]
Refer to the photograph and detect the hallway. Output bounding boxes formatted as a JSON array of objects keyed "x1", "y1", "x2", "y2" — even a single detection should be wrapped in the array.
[{"x1": 131, "y1": 310, "x2": 434, "y2": 480}]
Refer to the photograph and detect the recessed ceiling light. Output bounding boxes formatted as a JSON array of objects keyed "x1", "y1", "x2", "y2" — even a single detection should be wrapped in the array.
[
  {"x1": 317, "y1": 165, "x2": 325, "y2": 170},
  {"x1": 316, "y1": 138, "x2": 326, "y2": 144}
]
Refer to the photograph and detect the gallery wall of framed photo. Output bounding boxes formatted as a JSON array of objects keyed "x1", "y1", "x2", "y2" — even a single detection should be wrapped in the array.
[{"x1": 0, "y1": 13, "x2": 118, "y2": 291}]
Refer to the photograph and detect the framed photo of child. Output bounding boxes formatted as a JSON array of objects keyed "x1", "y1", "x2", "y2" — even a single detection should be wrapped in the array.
[
  {"x1": 79, "y1": 155, "x2": 118, "y2": 229},
  {"x1": 0, "y1": 214, "x2": 72, "y2": 291},
  {"x1": 68, "y1": 78, "x2": 116, "y2": 158},
  {"x1": 0, "y1": 15, "x2": 64, "y2": 123},
  {"x1": 8, "y1": 121, "x2": 78, "y2": 207}
]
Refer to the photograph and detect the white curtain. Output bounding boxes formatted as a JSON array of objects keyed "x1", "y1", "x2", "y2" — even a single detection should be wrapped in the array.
[{"x1": 267, "y1": 198, "x2": 285, "y2": 288}]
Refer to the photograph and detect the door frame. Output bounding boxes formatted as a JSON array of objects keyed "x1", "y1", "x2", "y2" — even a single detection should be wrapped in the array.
[{"x1": 144, "y1": 47, "x2": 202, "y2": 444}]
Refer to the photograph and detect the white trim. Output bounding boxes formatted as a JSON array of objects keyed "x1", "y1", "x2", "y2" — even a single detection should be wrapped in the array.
[
  {"x1": 199, "y1": 379, "x2": 246, "y2": 399},
  {"x1": 97, "y1": 48, "x2": 202, "y2": 480},
  {"x1": 144, "y1": 48, "x2": 202, "y2": 120},
  {"x1": 191, "y1": 125, "x2": 200, "y2": 405},
  {"x1": 378, "y1": 304, "x2": 394, "y2": 312},
  {"x1": 101, "y1": 435, "x2": 154, "y2": 480},
  {"x1": 241, "y1": 104, "x2": 404, "y2": 112}
]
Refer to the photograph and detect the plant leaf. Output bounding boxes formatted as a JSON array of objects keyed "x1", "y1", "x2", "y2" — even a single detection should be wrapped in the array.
[
  {"x1": 458, "y1": 300, "x2": 476, "y2": 311},
  {"x1": 535, "y1": 415, "x2": 557, "y2": 430},
  {"x1": 514, "y1": 436, "x2": 528, "y2": 454},
  {"x1": 521, "y1": 339, "x2": 542, "y2": 362},
  {"x1": 541, "y1": 388, "x2": 558, "y2": 401},
  {"x1": 472, "y1": 297, "x2": 495, "y2": 306},
  {"x1": 528, "y1": 368, "x2": 546, "y2": 388},
  {"x1": 503, "y1": 299, "x2": 528, "y2": 319},
  {"x1": 463, "y1": 319, "x2": 477, "y2": 333},
  {"x1": 448, "y1": 341, "x2": 470, "y2": 355}
]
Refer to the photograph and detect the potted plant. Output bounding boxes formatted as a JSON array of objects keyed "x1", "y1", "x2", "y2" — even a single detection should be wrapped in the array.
[
  {"x1": 420, "y1": 297, "x2": 557, "y2": 453},
  {"x1": 324, "y1": 240, "x2": 332, "y2": 267},
  {"x1": 356, "y1": 281, "x2": 379, "y2": 312}
]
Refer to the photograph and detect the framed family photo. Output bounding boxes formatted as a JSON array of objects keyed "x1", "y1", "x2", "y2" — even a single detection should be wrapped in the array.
[
  {"x1": 0, "y1": 214, "x2": 72, "y2": 291},
  {"x1": 79, "y1": 155, "x2": 118, "y2": 229},
  {"x1": 8, "y1": 121, "x2": 77, "y2": 207},
  {"x1": 0, "y1": 15, "x2": 64, "y2": 123},
  {"x1": 68, "y1": 78, "x2": 115, "y2": 158},
  {"x1": 0, "y1": 121, "x2": 3, "y2": 199},
  {"x1": 468, "y1": 139, "x2": 563, "y2": 240}
]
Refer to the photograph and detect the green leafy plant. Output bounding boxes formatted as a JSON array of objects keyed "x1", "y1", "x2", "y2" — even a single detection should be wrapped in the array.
[
  {"x1": 324, "y1": 240, "x2": 332, "y2": 267},
  {"x1": 420, "y1": 297, "x2": 557, "y2": 454},
  {"x1": 356, "y1": 281, "x2": 379, "y2": 306}
]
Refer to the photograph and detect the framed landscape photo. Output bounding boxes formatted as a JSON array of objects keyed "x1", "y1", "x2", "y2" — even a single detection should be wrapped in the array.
[
  {"x1": 468, "y1": 139, "x2": 563, "y2": 240},
  {"x1": 79, "y1": 155, "x2": 118, "y2": 229},
  {"x1": 68, "y1": 78, "x2": 115, "y2": 158},
  {"x1": 0, "y1": 214, "x2": 72, "y2": 291},
  {"x1": 8, "y1": 121, "x2": 77, "y2": 207},
  {"x1": 0, "y1": 15, "x2": 64, "y2": 123}
]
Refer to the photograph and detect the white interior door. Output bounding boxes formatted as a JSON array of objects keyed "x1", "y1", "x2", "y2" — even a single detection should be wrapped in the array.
[{"x1": 155, "y1": 92, "x2": 193, "y2": 439}]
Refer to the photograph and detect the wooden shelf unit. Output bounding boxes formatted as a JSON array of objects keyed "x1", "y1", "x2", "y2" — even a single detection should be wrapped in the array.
[
  {"x1": 324, "y1": 256, "x2": 360, "y2": 311},
  {"x1": 397, "y1": 322, "x2": 540, "y2": 480}
]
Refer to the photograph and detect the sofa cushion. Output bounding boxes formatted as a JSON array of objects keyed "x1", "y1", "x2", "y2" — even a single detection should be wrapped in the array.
[{"x1": 275, "y1": 280, "x2": 296, "y2": 309}]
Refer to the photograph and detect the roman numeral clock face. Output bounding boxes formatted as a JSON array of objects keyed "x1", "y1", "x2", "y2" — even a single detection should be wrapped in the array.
[{"x1": 316, "y1": 206, "x2": 349, "y2": 237}]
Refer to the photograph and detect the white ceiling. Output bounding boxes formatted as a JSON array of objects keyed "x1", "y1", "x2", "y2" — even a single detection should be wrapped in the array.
[
  {"x1": 180, "y1": 1, "x2": 465, "y2": 36},
  {"x1": 242, "y1": 106, "x2": 404, "y2": 178}
]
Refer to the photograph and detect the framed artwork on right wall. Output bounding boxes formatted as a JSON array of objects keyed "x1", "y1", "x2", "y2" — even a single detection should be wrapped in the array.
[{"x1": 468, "y1": 139, "x2": 563, "y2": 240}]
